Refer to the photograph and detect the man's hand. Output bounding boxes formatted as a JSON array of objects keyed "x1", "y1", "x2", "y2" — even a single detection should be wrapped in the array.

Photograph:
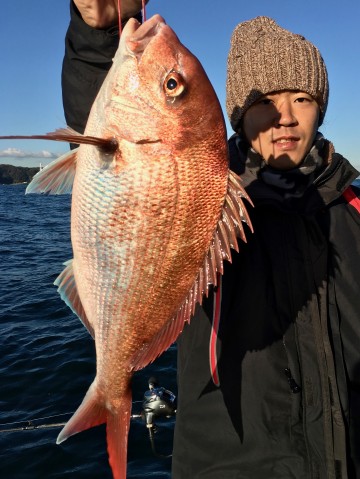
[{"x1": 74, "y1": 0, "x2": 149, "y2": 29}]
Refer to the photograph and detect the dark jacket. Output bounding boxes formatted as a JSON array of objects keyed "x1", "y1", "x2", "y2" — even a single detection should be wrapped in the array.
[
  {"x1": 173, "y1": 136, "x2": 360, "y2": 479},
  {"x1": 62, "y1": 1, "x2": 141, "y2": 137}
]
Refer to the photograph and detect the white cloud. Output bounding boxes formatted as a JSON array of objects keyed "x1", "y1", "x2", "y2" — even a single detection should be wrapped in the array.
[{"x1": 0, "y1": 148, "x2": 60, "y2": 159}]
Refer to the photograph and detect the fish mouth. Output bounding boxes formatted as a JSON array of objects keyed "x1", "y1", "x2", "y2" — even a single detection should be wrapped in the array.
[{"x1": 125, "y1": 14, "x2": 167, "y2": 60}]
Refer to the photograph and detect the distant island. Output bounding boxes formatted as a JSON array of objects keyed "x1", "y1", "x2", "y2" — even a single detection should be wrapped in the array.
[{"x1": 0, "y1": 164, "x2": 40, "y2": 185}]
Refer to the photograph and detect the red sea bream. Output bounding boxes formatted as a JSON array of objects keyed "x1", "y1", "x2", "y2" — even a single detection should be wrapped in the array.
[{"x1": 24, "y1": 14, "x2": 252, "y2": 479}]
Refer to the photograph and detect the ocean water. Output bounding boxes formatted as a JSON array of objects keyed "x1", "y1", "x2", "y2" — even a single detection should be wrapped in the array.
[{"x1": 0, "y1": 184, "x2": 175, "y2": 479}]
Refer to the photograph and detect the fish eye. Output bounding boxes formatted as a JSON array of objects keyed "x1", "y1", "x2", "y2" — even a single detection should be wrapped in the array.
[
  {"x1": 167, "y1": 78, "x2": 177, "y2": 90},
  {"x1": 163, "y1": 71, "x2": 185, "y2": 98}
]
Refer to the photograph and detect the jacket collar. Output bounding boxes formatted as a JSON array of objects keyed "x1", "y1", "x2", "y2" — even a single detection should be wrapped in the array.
[{"x1": 229, "y1": 133, "x2": 359, "y2": 213}]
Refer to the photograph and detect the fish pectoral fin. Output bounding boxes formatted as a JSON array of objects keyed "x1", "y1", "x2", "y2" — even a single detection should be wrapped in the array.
[
  {"x1": 26, "y1": 148, "x2": 78, "y2": 195},
  {"x1": 54, "y1": 259, "x2": 95, "y2": 338},
  {"x1": 0, "y1": 127, "x2": 117, "y2": 151}
]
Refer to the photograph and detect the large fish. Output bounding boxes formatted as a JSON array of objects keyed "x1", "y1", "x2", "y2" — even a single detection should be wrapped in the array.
[{"x1": 11, "y1": 14, "x2": 252, "y2": 479}]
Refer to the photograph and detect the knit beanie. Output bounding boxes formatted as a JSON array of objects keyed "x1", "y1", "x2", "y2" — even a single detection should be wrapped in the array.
[{"x1": 226, "y1": 16, "x2": 329, "y2": 131}]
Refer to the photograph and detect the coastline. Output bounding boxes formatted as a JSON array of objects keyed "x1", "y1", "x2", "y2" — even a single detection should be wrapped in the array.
[{"x1": 0, "y1": 164, "x2": 39, "y2": 185}]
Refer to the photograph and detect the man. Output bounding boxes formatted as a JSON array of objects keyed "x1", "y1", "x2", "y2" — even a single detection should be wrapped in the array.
[
  {"x1": 62, "y1": 4, "x2": 360, "y2": 478},
  {"x1": 173, "y1": 17, "x2": 360, "y2": 479}
]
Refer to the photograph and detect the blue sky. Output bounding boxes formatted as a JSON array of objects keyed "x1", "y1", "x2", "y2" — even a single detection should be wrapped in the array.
[{"x1": 0, "y1": 0, "x2": 359, "y2": 171}]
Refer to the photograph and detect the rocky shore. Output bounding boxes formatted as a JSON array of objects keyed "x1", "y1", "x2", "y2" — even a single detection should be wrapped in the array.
[{"x1": 0, "y1": 164, "x2": 40, "y2": 184}]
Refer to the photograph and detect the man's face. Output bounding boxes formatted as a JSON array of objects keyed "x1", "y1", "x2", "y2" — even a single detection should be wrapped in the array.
[{"x1": 242, "y1": 91, "x2": 320, "y2": 170}]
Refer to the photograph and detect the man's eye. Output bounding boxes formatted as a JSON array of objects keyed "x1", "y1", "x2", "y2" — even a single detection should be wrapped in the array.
[
  {"x1": 258, "y1": 98, "x2": 272, "y2": 105},
  {"x1": 295, "y1": 96, "x2": 312, "y2": 103}
]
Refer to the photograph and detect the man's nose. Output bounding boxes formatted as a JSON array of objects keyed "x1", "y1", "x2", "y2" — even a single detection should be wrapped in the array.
[{"x1": 274, "y1": 101, "x2": 297, "y2": 127}]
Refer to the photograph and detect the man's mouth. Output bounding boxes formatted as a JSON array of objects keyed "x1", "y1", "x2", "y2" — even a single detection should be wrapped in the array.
[{"x1": 273, "y1": 136, "x2": 299, "y2": 144}]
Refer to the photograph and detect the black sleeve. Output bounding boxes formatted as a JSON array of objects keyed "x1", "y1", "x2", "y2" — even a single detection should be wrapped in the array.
[{"x1": 61, "y1": 1, "x2": 141, "y2": 136}]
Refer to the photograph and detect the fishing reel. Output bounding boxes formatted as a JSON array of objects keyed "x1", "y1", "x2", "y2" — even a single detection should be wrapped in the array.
[
  {"x1": 134, "y1": 377, "x2": 176, "y2": 458},
  {"x1": 142, "y1": 377, "x2": 176, "y2": 426}
]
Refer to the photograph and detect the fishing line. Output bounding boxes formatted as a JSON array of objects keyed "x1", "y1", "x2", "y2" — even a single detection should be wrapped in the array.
[
  {"x1": 117, "y1": 0, "x2": 122, "y2": 34},
  {"x1": 0, "y1": 404, "x2": 143, "y2": 434},
  {"x1": 142, "y1": 0, "x2": 147, "y2": 22},
  {"x1": 117, "y1": 0, "x2": 147, "y2": 35},
  {"x1": 0, "y1": 413, "x2": 73, "y2": 434}
]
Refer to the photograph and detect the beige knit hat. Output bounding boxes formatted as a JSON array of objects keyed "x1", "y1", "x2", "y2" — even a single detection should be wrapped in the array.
[{"x1": 226, "y1": 16, "x2": 329, "y2": 131}]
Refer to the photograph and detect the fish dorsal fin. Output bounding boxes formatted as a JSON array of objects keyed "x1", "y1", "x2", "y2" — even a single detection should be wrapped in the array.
[
  {"x1": 130, "y1": 170, "x2": 253, "y2": 372},
  {"x1": 54, "y1": 260, "x2": 95, "y2": 338},
  {"x1": 26, "y1": 148, "x2": 78, "y2": 195}
]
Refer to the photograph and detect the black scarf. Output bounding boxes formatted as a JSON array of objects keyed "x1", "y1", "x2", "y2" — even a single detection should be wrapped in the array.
[{"x1": 233, "y1": 133, "x2": 334, "y2": 200}]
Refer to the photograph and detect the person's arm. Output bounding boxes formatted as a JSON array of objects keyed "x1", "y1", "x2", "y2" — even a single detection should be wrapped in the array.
[
  {"x1": 73, "y1": 0, "x2": 147, "y2": 28},
  {"x1": 61, "y1": 1, "x2": 146, "y2": 136}
]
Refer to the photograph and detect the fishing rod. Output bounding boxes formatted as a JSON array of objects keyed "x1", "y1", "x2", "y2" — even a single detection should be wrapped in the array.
[{"x1": 0, "y1": 377, "x2": 176, "y2": 458}]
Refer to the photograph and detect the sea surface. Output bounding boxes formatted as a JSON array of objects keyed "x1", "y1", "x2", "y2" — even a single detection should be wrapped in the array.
[{"x1": 0, "y1": 183, "x2": 176, "y2": 479}]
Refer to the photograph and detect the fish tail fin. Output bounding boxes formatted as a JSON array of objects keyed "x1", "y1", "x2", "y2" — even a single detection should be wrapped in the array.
[
  {"x1": 57, "y1": 382, "x2": 132, "y2": 479},
  {"x1": 56, "y1": 382, "x2": 106, "y2": 444},
  {"x1": 106, "y1": 390, "x2": 132, "y2": 479}
]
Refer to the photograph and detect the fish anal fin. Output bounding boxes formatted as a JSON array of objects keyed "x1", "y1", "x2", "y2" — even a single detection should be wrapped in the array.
[
  {"x1": 129, "y1": 277, "x2": 207, "y2": 372},
  {"x1": 26, "y1": 148, "x2": 78, "y2": 195},
  {"x1": 54, "y1": 259, "x2": 95, "y2": 338}
]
